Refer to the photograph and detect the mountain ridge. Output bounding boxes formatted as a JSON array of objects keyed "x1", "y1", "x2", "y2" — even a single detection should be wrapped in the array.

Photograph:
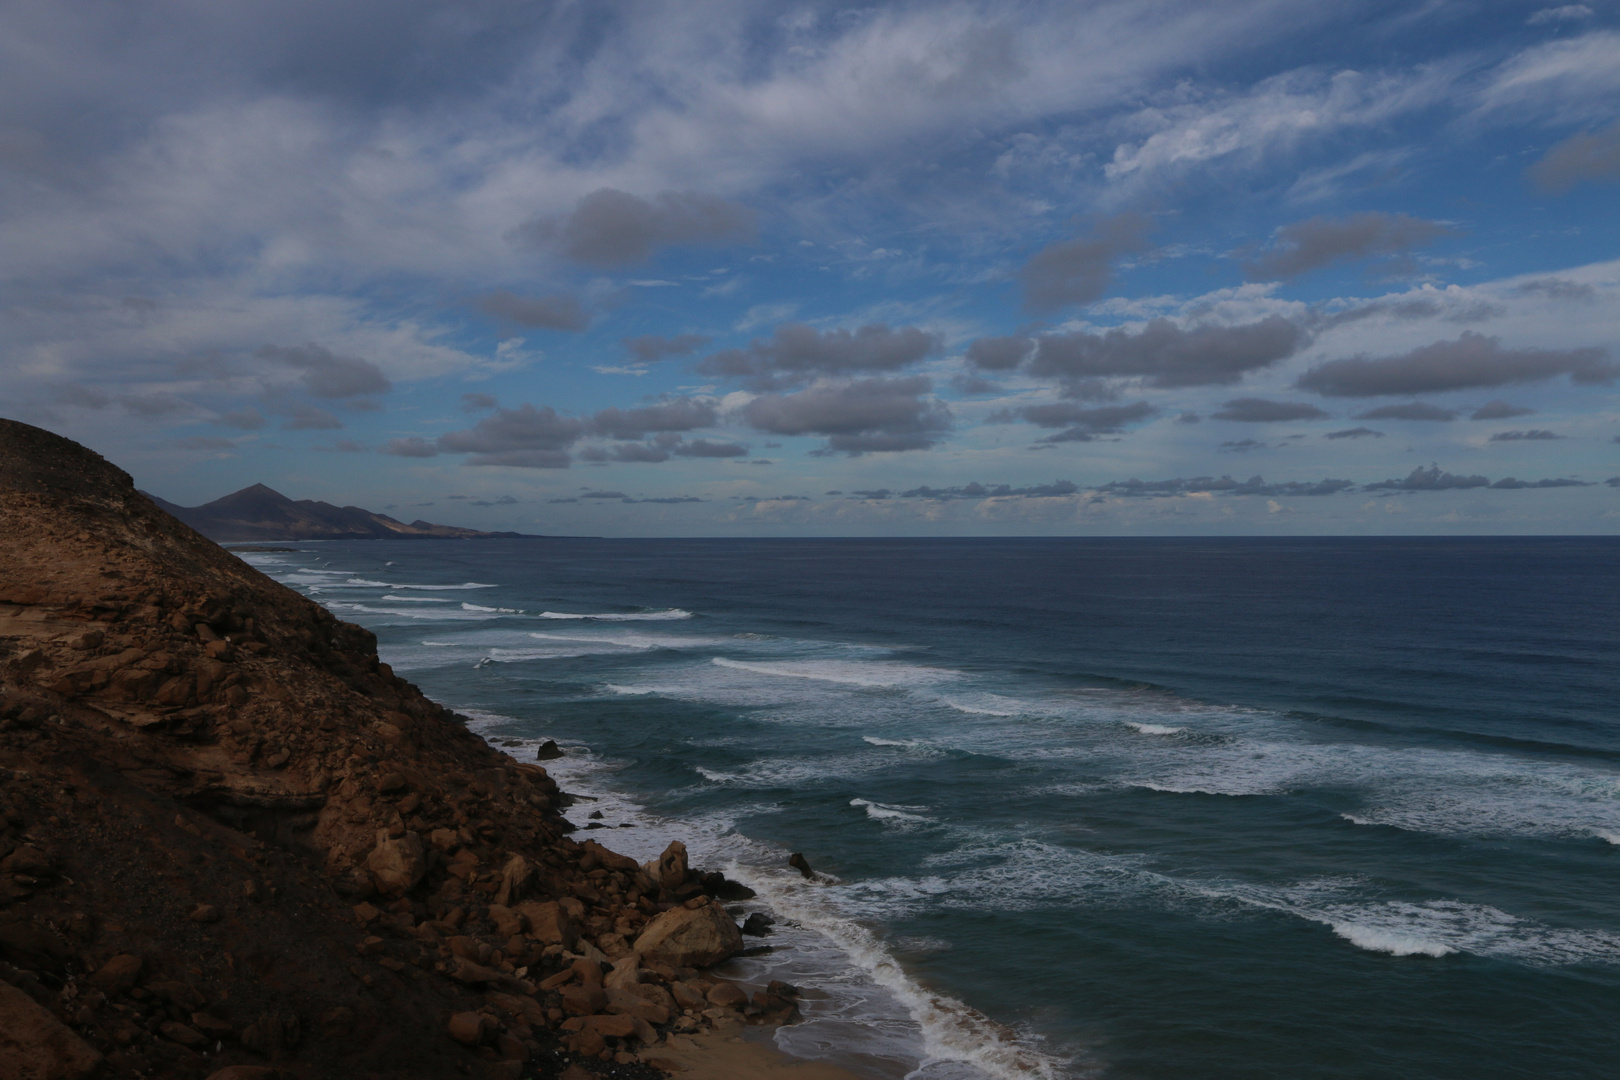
[{"x1": 141, "y1": 483, "x2": 540, "y2": 541}]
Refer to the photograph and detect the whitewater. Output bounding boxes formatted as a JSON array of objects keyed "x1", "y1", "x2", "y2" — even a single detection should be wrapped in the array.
[{"x1": 239, "y1": 536, "x2": 1620, "y2": 1080}]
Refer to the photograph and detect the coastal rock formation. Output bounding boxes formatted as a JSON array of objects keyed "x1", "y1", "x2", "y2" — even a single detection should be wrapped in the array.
[
  {"x1": 0, "y1": 419, "x2": 775, "y2": 1079},
  {"x1": 143, "y1": 483, "x2": 537, "y2": 542}
]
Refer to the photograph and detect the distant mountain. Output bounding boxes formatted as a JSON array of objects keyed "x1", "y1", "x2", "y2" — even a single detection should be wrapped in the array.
[{"x1": 140, "y1": 483, "x2": 539, "y2": 541}]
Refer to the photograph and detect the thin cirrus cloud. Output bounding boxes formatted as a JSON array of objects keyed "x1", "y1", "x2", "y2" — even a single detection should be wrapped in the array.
[
  {"x1": 513, "y1": 189, "x2": 756, "y2": 268},
  {"x1": 1296, "y1": 332, "x2": 1615, "y2": 396}
]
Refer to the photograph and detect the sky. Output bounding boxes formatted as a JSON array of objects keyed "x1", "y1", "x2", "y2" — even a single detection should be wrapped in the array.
[{"x1": 3, "y1": 0, "x2": 1618, "y2": 536}]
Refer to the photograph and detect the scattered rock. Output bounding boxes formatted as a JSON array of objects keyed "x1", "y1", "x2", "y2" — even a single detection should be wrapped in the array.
[
  {"x1": 705, "y1": 981, "x2": 747, "y2": 1009},
  {"x1": 188, "y1": 902, "x2": 221, "y2": 923},
  {"x1": 89, "y1": 953, "x2": 142, "y2": 994},
  {"x1": 0, "y1": 980, "x2": 103, "y2": 1080},
  {"x1": 446, "y1": 1011, "x2": 489, "y2": 1046},
  {"x1": 535, "y1": 740, "x2": 563, "y2": 761},
  {"x1": 364, "y1": 830, "x2": 426, "y2": 896},
  {"x1": 651, "y1": 840, "x2": 689, "y2": 892},
  {"x1": 741, "y1": 912, "x2": 774, "y2": 937}
]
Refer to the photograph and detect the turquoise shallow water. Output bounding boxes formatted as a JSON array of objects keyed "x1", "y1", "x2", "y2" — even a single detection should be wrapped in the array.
[{"x1": 242, "y1": 537, "x2": 1620, "y2": 1080}]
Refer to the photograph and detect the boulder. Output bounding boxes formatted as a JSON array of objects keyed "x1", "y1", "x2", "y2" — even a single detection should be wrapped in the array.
[
  {"x1": 649, "y1": 840, "x2": 689, "y2": 892},
  {"x1": 705, "y1": 981, "x2": 747, "y2": 1009},
  {"x1": 788, "y1": 852, "x2": 814, "y2": 879},
  {"x1": 535, "y1": 740, "x2": 563, "y2": 761},
  {"x1": 0, "y1": 980, "x2": 103, "y2": 1080},
  {"x1": 364, "y1": 830, "x2": 425, "y2": 896},
  {"x1": 603, "y1": 954, "x2": 640, "y2": 991},
  {"x1": 631, "y1": 897, "x2": 743, "y2": 968},
  {"x1": 446, "y1": 1011, "x2": 489, "y2": 1046},
  {"x1": 492, "y1": 853, "x2": 537, "y2": 907},
  {"x1": 486, "y1": 904, "x2": 526, "y2": 940},
  {"x1": 515, "y1": 900, "x2": 574, "y2": 947},
  {"x1": 89, "y1": 953, "x2": 142, "y2": 994}
]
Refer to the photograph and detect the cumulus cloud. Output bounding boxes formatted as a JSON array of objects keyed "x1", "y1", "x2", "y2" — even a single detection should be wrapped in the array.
[
  {"x1": 588, "y1": 399, "x2": 717, "y2": 440},
  {"x1": 1528, "y1": 121, "x2": 1620, "y2": 193},
  {"x1": 898, "y1": 481, "x2": 1080, "y2": 499},
  {"x1": 1246, "y1": 212, "x2": 1452, "y2": 280},
  {"x1": 1324, "y1": 426, "x2": 1383, "y2": 439},
  {"x1": 1355, "y1": 402, "x2": 1457, "y2": 421},
  {"x1": 623, "y1": 333, "x2": 712, "y2": 362},
  {"x1": 700, "y1": 323, "x2": 941, "y2": 388},
  {"x1": 742, "y1": 375, "x2": 950, "y2": 454},
  {"x1": 517, "y1": 189, "x2": 756, "y2": 267},
  {"x1": 996, "y1": 400, "x2": 1155, "y2": 442},
  {"x1": 1024, "y1": 315, "x2": 1305, "y2": 392},
  {"x1": 477, "y1": 291, "x2": 590, "y2": 332},
  {"x1": 1489, "y1": 429, "x2": 1562, "y2": 441},
  {"x1": 1097, "y1": 475, "x2": 1355, "y2": 497},
  {"x1": 966, "y1": 335, "x2": 1036, "y2": 371},
  {"x1": 1211, "y1": 397, "x2": 1330, "y2": 422},
  {"x1": 257, "y1": 343, "x2": 391, "y2": 398},
  {"x1": 436, "y1": 404, "x2": 586, "y2": 468},
  {"x1": 384, "y1": 436, "x2": 439, "y2": 457},
  {"x1": 1363, "y1": 465, "x2": 1488, "y2": 491},
  {"x1": 1297, "y1": 331, "x2": 1614, "y2": 396},
  {"x1": 674, "y1": 439, "x2": 748, "y2": 458},
  {"x1": 1470, "y1": 400, "x2": 1534, "y2": 420},
  {"x1": 281, "y1": 404, "x2": 343, "y2": 430},
  {"x1": 1489, "y1": 476, "x2": 1588, "y2": 488},
  {"x1": 1020, "y1": 213, "x2": 1152, "y2": 312},
  {"x1": 217, "y1": 407, "x2": 266, "y2": 430}
]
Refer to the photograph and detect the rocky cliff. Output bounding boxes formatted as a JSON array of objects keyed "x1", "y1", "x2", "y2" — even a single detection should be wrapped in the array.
[
  {"x1": 143, "y1": 484, "x2": 538, "y2": 542},
  {"x1": 0, "y1": 419, "x2": 793, "y2": 1080}
]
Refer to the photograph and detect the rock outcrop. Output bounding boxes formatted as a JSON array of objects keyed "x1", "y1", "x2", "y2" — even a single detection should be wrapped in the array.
[{"x1": 0, "y1": 419, "x2": 774, "y2": 1080}]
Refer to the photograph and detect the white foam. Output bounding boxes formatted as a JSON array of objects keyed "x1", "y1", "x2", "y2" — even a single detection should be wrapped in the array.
[
  {"x1": 381, "y1": 594, "x2": 454, "y2": 602},
  {"x1": 536, "y1": 608, "x2": 693, "y2": 621},
  {"x1": 1126, "y1": 722, "x2": 1185, "y2": 735},
  {"x1": 1329, "y1": 922, "x2": 1456, "y2": 958},
  {"x1": 463, "y1": 603, "x2": 521, "y2": 613},
  {"x1": 740, "y1": 868, "x2": 1064, "y2": 1080},
  {"x1": 851, "y1": 798, "x2": 934, "y2": 826},
  {"x1": 713, "y1": 656, "x2": 959, "y2": 688},
  {"x1": 345, "y1": 578, "x2": 392, "y2": 586},
  {"x1": 942, "y1": 700, "x2": 1015, "y2": 717},
  {"x1": 1595, "y1": 830, "x2": 1620, "y2": 845},
  {"x1": 863, "y1": 736, "x2": 921, "y2": 747}
]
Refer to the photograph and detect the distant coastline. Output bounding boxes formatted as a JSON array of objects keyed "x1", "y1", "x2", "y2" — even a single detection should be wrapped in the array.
[{"x1": 143, "y1": 482, "x2": 552, "y2": 542}]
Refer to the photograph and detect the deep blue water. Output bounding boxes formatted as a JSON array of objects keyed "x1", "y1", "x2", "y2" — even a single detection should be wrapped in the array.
[{"x1": 242, "y1": 537, "x2": 1620, "y2": 1080}]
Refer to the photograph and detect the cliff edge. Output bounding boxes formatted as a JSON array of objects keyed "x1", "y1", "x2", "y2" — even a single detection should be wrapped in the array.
[{"x1": 0, "y1": 420, "x2": 791, "y2": 1080}]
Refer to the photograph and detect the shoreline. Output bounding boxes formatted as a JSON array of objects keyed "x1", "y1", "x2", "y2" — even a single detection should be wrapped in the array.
[{"x1": 643, "y1": 1026, "x2": 894, "y2": 1080}]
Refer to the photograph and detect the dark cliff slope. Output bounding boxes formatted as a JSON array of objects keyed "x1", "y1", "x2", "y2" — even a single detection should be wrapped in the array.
[{"x1": 0, "y1": 420, "x2": 784, "y2": 1080}]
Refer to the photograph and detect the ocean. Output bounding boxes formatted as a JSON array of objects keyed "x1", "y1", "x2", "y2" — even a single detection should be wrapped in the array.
[{"x1": 239, "y1": 537, "x2": 1620, "y2": 1080}]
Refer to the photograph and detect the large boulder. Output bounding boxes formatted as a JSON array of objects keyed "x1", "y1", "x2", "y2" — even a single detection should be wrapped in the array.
[
  {"x1": 0, "y1": 980, "x2": 103, "y2": 1080},
  {"x1": 364, "y1": 830, "x2": 425, "y2": 896},
  {"x1": 631, "y1": 898, "x2": 743, "y2": 968},
  {"x1": 648, "y1": 841, "x2": 688, "y2": 892},
  {"x1": 516, "y1": 899, "x2": 575, "y2": 947}
]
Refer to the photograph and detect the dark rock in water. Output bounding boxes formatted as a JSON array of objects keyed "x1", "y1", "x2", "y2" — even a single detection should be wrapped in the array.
[
  {"x1": 701, "y1": 870, "x2": 756, "y2": 900},
  {"x1": 739, "y1": 944, "x2": 775, "y2": 957},
  {"x1": 788, "y1": 853, "x2": 814, "y2": 879},
  {"x1": 588, "y1": 810, "x2": 604, "y2": 820},
  {"x1": 741, "y1": 913, "x2": 774, "y2": 937},
  {"x1": 584, "y1": 822, "x2": 607, "y2": 830},
  {"x1": 535, "y1": 739, "x2": 563, "y2": 760}
]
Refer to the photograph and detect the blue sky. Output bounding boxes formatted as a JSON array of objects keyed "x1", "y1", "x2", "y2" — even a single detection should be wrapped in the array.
[{"x1": 3, "y1": 0, "x2": 1618, "y2": 535}]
